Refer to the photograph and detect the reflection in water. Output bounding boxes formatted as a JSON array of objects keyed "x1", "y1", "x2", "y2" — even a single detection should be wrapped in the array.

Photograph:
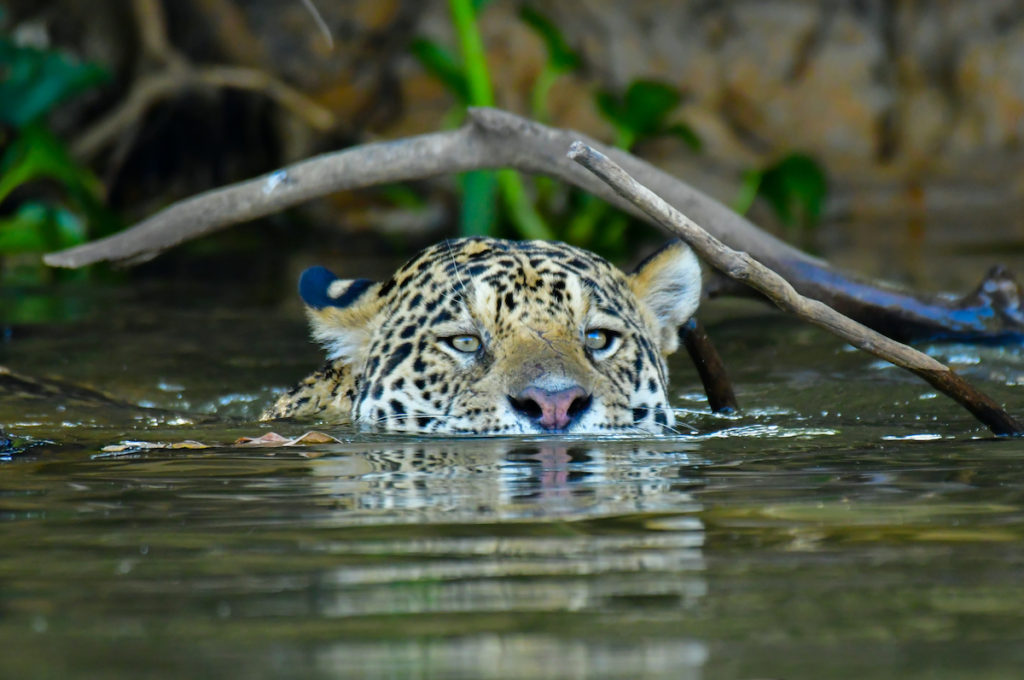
[
  {"x1": 296, "y1": 441, "x2": 707, "y2": 679},
  {"x1": 4, "y1": 288, "x2": 1024, "y2": 678},
  {"x1": 1, "y1": 438, "x2": 714, "y2": 679},
  {"x1": 308, "y1": 441, "x2": 705, "y2": 518},
  {"x1": 313, "y1": 635, "x2": 709, "y2": 679}
]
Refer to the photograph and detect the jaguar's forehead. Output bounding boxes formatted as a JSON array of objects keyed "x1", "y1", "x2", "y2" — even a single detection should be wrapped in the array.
[{"x1": 384, "y1": 238, "x2": 629, "y2": 307}]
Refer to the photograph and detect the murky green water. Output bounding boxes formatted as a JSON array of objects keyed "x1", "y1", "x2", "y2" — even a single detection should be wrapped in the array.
[{"x1": 3, "y1": 263, "x2": 1024, "y2": 678}]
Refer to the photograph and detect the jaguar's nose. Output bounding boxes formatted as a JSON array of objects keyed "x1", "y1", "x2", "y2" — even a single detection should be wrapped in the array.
[{"x1": 508, "y1": 386, "x2": 593, "y2": 431}]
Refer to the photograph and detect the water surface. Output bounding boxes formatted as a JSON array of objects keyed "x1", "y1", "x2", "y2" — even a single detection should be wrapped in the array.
[{"x1": 2, "y1": 270, "x2": 1024, "y2": 679}]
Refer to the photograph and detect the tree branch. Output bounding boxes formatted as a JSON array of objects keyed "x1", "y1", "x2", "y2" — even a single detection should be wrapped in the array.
[
  {"x1": 567, "y1": 141, "x2": 1023, "y2": 437},
  {"x1": 48, "y1": 107, "x2": 1024, "y2": 343},
  {"x1": 72, "y1": 0, "x2": 335, "y2": 160},
  {"x1": 681, "y1": 319, "x2": 738, "y2": 414}
]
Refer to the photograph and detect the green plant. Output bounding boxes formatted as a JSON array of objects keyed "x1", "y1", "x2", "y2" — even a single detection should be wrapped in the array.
[
  {"x1": 518, "y1": 6, "x2": 580, "y2": 123},
  {"x1": 411, "y1": 0, "x2": 552, "y2": 240},
  {"x1": 563, "y1": 79, "x2": 701, "y2": 249},
  {"x1": 0, "y1": 22, "x2": 115, "y2": 287},
  {"x1": 413, "y1": 5, "x2": 827, "y2": 254},
  {"x1": 595, "y1": 80, "x2": 700, "y2": 152},
  {"x1": 734, "y1": 152, "x2": 828, "y2": 239}
]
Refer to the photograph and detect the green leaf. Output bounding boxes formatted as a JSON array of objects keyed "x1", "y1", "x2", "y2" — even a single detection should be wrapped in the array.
[
  {"x1": 0, "y1": 123, "x2": 104, "y2": 205},
  {"x1": 377, "y1": 184, "x2": 427, "y2": 210},
  {"x1": 449, "y1": 0, "x2": 495, "y2": 107},
  {"x1": 664, "y1": 122, "x2": 702, "y2": 152},
  {"x1": 0, "y1": 123, "x2": 121, "y2": 238},
  {"x1": 757, "y1": 153, "x2": 828, "y2": 228},
  {"x1": 594, "y1": 90, "x2": 626, "y2": 128},
  {"x1": 0, "y1": 201, "x2": 86, "y2": 253},
  {"x1": 594, "y1": 90, "x2": 633, "y2": 148},
  {"x1": 471, "y1": 0, "x2": 495, "y2": 10},
  {"x1": 732, "y1": 168, "x2": 763, "y2": 216},
  {"x1": 0, "y1": 38, "x2": 108, "y2": 127},
  {"x1": 496, "y1": 168, "x2": 554, "y2": 240},
  {"x1": 410, "y1": 38, "x2": 469, "y2": 103},
  {"x1": 621, "y1": 80, "x2": 681, "y2": 136},
  {"x1": 595, "y1": 80, "x2": 685, "y2": 149},
  {"x1": 458, "y1": 170, "x2": 498, "y2": 236},
  {"x1": 519, "y1": 7, "x2": 580, "y2": 72}
]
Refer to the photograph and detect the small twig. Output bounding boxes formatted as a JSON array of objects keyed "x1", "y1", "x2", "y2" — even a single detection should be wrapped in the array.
[
  {"x1": 135, "y1": 0, "x2": 179, "y2": 64},
  {"x1": 298, "y1": 0, "x2": 334, "y2": 50},
  {"x1": 195, "y1": 66, "x2": 335, "y2": 129},
  {"x1": 567, "y1": 141, "x2": 1023, "y2": 437}
]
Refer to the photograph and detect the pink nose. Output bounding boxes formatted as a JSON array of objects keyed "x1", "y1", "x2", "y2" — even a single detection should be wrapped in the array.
[{"x1": 509, "y1": 386, "x2": 593, "y2": 431}]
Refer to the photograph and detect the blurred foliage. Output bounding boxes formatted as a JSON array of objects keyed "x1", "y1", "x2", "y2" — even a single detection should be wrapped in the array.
[
  {"x1": 413, "y1": 3, "x2": 829, "y2": 253},
  {"x1": 412, "y1": 4, "x2": 695, "y2": 255},
  {"x1": 0, "y1": 18, "x2": 117, "y2": 299},
  {"x1": 518, "y1": 6, "x2": 579, "y2": 123},
  {"x1": 734, "y1": 153, "x2": 829, "y2": 238},
  {"x1": 567, "y1": 79, "x2": 701, "y2": 249},
  {"x1": 0, "y1": 12, "x2": 121, "y2": 321},
  {"x1": 595, "y1": 80, "x2": 700, "y2": 152},
  {"x1": 0, "y1": 32, "x2": 105, "y2": 127},
  {"x1": 412, "y1": 0, "x2": 553, "y2": 240}
]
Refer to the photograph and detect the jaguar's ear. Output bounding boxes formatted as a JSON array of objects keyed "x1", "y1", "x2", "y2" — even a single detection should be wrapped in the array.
[
  {"x1": 629, "y1": 241, "x2": 702, "y2": 355},
  {"x1": 299, "y1": 266, "x2": 384, "y2": 364}
]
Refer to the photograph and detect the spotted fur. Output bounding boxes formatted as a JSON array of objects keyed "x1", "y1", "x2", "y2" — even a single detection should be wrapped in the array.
[{"x1": 262, "y1": 237, "x2": 701, "y2": 434}]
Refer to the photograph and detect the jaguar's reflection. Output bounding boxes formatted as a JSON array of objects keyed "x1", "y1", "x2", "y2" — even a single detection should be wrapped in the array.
[
  {"x1": 293, "y1": 440, "x2": 709, "y2": 680},
  {"x1": 305, "y1": 440, "x2": 705, "y2": 520}
]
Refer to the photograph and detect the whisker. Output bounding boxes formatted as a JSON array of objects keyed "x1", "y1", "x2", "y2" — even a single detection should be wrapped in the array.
[
  {"x1": 369, "y1": 413, "x2": 455, "y2": 424},
  {"x1": 444, "y1": 240, "x2": 470, "y2": 310}
]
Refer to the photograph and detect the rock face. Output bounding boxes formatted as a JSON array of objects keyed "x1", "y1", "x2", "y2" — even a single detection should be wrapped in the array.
[
  {"x1": 235, "y1": 2, "x2": 1024, "y2": 201},
  {"x1": 13, "y1": 0, "x2": 1024, "y2": 215}
]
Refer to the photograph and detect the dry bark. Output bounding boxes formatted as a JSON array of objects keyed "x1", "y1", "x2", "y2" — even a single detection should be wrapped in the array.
[{"x1": 567, "y1": 142, "x2": 1022, "y2": 437}]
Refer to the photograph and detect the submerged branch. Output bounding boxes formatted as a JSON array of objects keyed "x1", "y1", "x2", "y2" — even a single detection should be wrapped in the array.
[
  {"x1": 567, "y1": 141, "x2": 1023, "y2": 437},
  {"x1": 681, "y1": 319, "x2": 738, "y2": 415},
  {"x1": 47, "y1": 108, "x2": 1024, "y2": 342}
]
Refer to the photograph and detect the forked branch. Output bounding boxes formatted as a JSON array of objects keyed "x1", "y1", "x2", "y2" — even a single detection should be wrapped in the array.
[
  {"x1": 567, "y1": 142, "x2": 1023, "y2": 437},
  {"x1": 46, "y1": 108, "x2": 1024, "y2": 342},
  {"x1": 72, "y1": 0, "x2": 335, "y2": 160}
]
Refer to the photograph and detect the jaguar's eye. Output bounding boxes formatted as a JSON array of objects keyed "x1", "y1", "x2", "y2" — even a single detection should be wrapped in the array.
[
  {"x1": 445, "y1": 334, "x2": 482, "y2": 353},
  {"x1": 584, "y1": 328, "x2": 619, "y2": 352}
]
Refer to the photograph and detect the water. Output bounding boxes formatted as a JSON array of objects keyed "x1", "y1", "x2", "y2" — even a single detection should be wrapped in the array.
[{"x1": 2, "y1": 274, "x2": 1024, "y2": 679}]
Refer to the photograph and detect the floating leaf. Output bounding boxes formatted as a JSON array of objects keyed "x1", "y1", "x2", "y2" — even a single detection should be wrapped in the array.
[
  {"x1": 235, "y1": 431, "x2": 342, "y2": 446},
  {"x1": 100, "y1": 440, "x2": 210, "y2": 453}
]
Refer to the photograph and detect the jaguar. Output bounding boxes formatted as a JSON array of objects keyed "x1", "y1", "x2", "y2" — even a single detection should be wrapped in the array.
[{"x1": 262, "y1": 237, "x2": 701, "y2": 435}]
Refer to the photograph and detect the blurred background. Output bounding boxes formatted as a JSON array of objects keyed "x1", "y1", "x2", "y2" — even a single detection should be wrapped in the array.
[{"x1": 3, "y1": 0, "x2": 1024, "y2": 320}]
